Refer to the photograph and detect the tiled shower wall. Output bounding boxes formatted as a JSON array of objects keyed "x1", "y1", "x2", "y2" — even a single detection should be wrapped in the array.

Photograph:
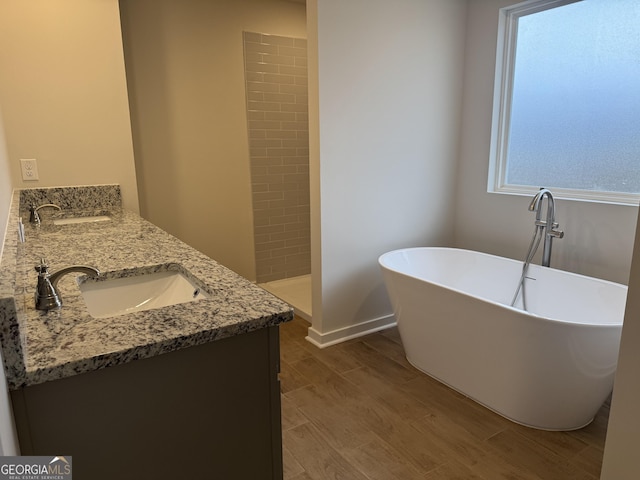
[{"x1": 243, "y1": 32, "x2": 310, "y2": 284}]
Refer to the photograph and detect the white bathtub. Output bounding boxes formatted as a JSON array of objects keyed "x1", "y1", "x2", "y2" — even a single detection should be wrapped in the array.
[{"x1": 379, "y1": 247, "x2": 626, "y2": 430}]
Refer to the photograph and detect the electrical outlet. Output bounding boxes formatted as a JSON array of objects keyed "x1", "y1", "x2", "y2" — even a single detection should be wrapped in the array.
[{"x1": 20, "y1": 158, "x2": 39, "y2": 181}]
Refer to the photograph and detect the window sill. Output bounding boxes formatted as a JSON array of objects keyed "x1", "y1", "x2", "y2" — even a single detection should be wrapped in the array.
[{"x1": 489, "y1": 184, "x2": 640, "y2": 207}]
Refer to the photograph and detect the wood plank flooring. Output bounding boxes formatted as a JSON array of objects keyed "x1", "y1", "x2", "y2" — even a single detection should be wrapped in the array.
[{"x1": 280, "y1": 316, "x2": 609, "y2": 480}]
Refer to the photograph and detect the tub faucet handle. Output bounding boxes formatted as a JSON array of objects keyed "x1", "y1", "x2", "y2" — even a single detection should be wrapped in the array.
[{"x1": 549, "y1": 227, "x2": 564, "y2": 239}]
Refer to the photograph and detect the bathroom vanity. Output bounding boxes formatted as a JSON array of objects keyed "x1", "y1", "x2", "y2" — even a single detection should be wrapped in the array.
[{"x1": 0, "y1": 186, "x2": 293, "y2": 480}]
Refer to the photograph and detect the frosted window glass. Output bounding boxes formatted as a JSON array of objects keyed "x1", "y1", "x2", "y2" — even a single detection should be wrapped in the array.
[{"x1": 506, "y1": 0, "x2": 640, "y2": 193}]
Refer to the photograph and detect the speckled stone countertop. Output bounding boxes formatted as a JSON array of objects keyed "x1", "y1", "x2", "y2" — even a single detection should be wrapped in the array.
[{"x1": 0, "y1": 185, "x2": 293, "y2": 389}]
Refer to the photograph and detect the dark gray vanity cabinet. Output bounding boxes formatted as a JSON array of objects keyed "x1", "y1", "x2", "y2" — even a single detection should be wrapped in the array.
[{"x1": 10, "y1": 326, "x2": 283, "y2": 480}]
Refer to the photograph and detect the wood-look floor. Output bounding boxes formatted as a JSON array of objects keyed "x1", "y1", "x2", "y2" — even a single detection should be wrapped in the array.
[{"x1": 279, "y1": 316, "x2": 609, "y2": 480}]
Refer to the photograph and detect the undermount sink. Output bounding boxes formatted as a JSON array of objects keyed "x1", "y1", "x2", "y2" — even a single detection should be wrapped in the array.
[
  {"x1": 79, "y1": 268, "x2": 208, "y2": 318},
  {"x1": 53, "y1": 215, "x2": 111, "y2": 226}
]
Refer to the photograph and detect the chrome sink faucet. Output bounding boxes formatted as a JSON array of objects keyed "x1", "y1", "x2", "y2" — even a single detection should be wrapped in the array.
[
  {"x1": 29, "y1": 203, "x2": 61, "y2": 225},
  {"x1": 528, "y1": 188, "x2": 564, "y2": 267},
  {"x1": 35, "y1": 259, "x2": 100, "y2": 311}
]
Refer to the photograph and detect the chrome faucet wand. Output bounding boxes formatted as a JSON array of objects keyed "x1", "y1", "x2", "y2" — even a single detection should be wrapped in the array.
[{"x1": 35, "y1": 259, "x2": 100, "y2": 311}]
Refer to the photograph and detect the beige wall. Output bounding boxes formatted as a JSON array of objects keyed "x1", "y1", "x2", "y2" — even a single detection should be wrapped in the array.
[
  {"x1": 453, "y1": 0, "x2": 637, "y2": 285},
  {"x1": 120, "y1": 0, "x2": 307, "y2": 281},
  {"x1": 308, "y1": 0, "x2": 468, "y2": 345},
  {"x1": 0, "y1": 0, "x2": 139, "y2": 212}
]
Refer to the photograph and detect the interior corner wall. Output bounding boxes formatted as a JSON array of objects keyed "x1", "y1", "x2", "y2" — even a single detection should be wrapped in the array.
[
  {"x1": 309, "y1": 0, "x2": 467, "y2": 344},
  {"x1": 453, "y1": 0, "x2": 638, "y2": 285},
  {"x1": 0, "y1": 112, "x2": 12, "y2": 246},
  {"x1": 119, "y1": 0, "x2": 307, "y2": 282},
  {"x1": 0, "y1": 0, "x2": 139, "y2": 213}
]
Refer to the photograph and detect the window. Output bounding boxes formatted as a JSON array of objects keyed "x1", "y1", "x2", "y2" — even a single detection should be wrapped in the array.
[{"x1": 488, "y1": 0, "x2": 640, "y2": 204}]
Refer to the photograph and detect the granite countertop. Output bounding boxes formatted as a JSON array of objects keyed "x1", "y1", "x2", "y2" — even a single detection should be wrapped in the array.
[{"x1": 0, "y1": 186, "x2": 293, "y2": 389}]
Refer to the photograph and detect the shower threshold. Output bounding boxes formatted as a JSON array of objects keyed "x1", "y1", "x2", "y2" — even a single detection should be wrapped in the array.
[{"x1": 259, "y1": 274, "x2": 311, "y2": 321}]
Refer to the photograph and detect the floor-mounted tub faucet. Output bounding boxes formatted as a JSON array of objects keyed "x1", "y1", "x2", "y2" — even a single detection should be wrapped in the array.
[
  {"x1": 35, "y1": 259, "x2": 100, "y2": 311},
  {"x1": 512, "y1": 188, "x2": 565, "y2": 308},
  {"x1": 528, "y1": 188, "x2": 564, "y2": 267},
  {"x1": 29, "y1": 203, "x2": 61, "y2": 225}
]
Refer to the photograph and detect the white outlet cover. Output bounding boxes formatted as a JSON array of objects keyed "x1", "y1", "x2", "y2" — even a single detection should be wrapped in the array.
[{"x1": 20, "y1": 158, "x2": 39, "y2": 181}]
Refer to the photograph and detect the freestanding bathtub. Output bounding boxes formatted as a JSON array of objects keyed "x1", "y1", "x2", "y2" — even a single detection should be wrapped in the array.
[{"x1": 378, "y1": 247, "x2": 626, "y2": 431}]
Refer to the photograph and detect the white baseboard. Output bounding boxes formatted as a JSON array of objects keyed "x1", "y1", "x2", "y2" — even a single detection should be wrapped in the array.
[{"x1": 305, "y1": 314, "x2": 396, "y2": 348}]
